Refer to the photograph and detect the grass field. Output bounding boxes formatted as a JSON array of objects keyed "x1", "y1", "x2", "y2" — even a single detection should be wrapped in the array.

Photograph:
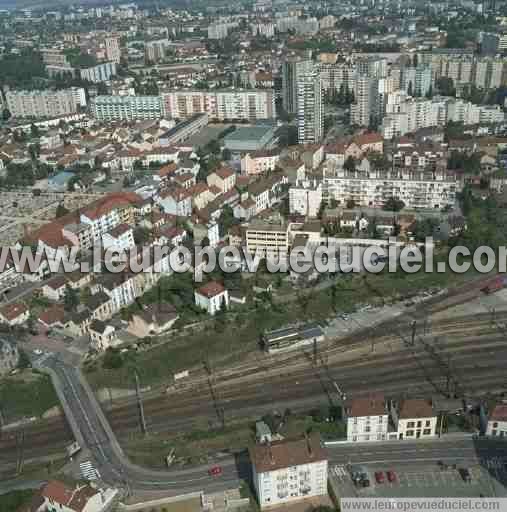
[
  {"x1": 85, "y1": 260, "x2": 483, "y2": 391},
  {"x1": 0, "y1": 370, "x2": 60, "y2": 422},
  {"x1": 123, "y1": 411, "x2": 346, "y2": 469}
]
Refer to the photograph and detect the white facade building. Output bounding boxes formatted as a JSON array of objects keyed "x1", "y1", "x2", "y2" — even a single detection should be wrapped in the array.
[
  {"x1": 6, "y1": 88, "x2": 78, "y2": 118},
  {"x1": 161, "y1": 89, "x2": 275, "y2": 121},
  {"x1": 346, "y1": 394, "x2": 388, "y2": 442},
  {"x1": 91, "y1": 95, "x2": 163, "y2": 121},
  {"x1": 487, "y1": 404, "x2": 507, "y2": 437},
  {"x1": 297, "y1": 71, "x2": 323, "y2": 144},
  {"x1": 289, "y1": 180, "x2": 322, "y2": 217},
  {"x1": 194, "y1": 281, "x2": 229, "y2": 315},
  {"x1": 389, "y1": 399, "x2": 438, "y2": 440},
  {"x1": 249, "y1": 433, "x2": 328, "y2": 508}
]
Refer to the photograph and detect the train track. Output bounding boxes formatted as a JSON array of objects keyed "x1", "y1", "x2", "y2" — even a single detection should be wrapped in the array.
[{"x1": 0, "y1": 279, "x2": 502, "y2": 468}]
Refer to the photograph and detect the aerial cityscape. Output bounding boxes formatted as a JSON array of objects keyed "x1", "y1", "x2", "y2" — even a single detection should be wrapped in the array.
[{"x1": 0, "y1": 0, "x2": 506, "y2": 510}]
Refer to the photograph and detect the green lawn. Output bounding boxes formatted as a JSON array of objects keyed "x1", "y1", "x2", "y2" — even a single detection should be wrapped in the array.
[
  {"x1": 0, "y1": 489, "x2": 34, "y2": 512},
  {"x1": 0, "y1": 370, "x2": 60, "y2": 422},
  {"x1": 86, "y1": 260, "x2": 483, "y2": 391}
]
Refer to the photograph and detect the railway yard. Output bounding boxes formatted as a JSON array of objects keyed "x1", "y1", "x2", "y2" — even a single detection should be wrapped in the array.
[{"x1": 1, "y1": 275, "x2": 507, "y2": 482}]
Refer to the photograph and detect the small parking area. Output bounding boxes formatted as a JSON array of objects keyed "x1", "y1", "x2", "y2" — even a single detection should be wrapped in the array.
[{"x1": 330, "y1": 463, "x2": 496, "y2": 498}]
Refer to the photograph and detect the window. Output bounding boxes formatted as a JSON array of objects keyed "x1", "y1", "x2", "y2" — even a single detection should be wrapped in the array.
[
  {"x1": 494, "y1": 422, "x2": 499, "y2": 428},
  {"x1": 492, "y1": 430, "x2": 498, "y2": 436},
  {"x1": 426, "y1": 420, "x2": 431, "y2": 427},
  {"x1": 423, "y1": 429, "x2": 431, "y2": 435},
  {"x1": 406, "y1": 430, "x2": 414, "y2": 436},
  {"x1": 365, "y1": 426, "x2": 371, "y2": 433},
  {"x1": 407, "y1": 421, "x2": 415, "y2": 428},
  {"x1": 417, "y1": 421, "x2": 422, "y2": 428}
]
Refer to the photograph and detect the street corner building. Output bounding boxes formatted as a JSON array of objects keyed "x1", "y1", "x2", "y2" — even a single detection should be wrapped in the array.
[{"x1": 249, "y1": 432, "x2": 329, "y2": 508}]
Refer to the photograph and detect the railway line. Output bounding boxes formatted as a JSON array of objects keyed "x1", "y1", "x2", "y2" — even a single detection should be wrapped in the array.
[{"x1": 1, "y1": 311, "x2": 505, "y2": 470}]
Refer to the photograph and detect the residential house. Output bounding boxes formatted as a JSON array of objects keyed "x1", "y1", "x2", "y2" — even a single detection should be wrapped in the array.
[
  {"x1": 0, "y1": 302, "x2": 29, "y2": 326},
  {"x1": 486, "y1": 404, "x2": 507, "y2": 437},
  {"x1": 389, "y1": 398, "x2": 438, "y2": 440},
  {"x1": 39, "y1": 479, "x2": 118, "y2": 512},
  {"x1": 64, "y1": 309, "x2": 92, "y2": 338},
  {"x1": 43, "y1": 276, "x2": 68, "y2": 301},
  {"x1": 207, "y1": 166, "x2": 236, "y2": 193},
  {"x1": 89, "y1": 319, "x2": 119, "y2": 351},
  {"x1": 345, "y1": 393, "x2": 388, "y2": 442},
  {"x1": 38, "y1": 304, "x2": 65, "y2": 333},
  {"x1": 157, "y1": 188, "x2": 192, "y2": 217},
  {"x1": 194, "y1": 281, "x2": 229, "y2": 315},
  {"x1": 128, "y1": 303, "x2": 179, "y2": 338},
  {"x1": 241, "y1": 149, "x2": 280, "y2": 176}
]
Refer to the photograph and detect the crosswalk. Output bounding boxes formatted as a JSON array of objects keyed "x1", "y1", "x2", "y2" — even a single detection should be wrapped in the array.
[
  {"x1": 80, "y1": 460, "x2": 100, "y2": 481},
  {"x1": 333, "y1": 465, "x2": 347, "y2": 478}
]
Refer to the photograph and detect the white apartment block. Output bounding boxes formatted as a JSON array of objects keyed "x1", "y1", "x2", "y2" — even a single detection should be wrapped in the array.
[
  {"x1": 389, "y1": 399, "x2": 438, "y2": 440},
  {"x1": 249, "y1": 433, "x2": 328, "y2": 508},
  {"x1": 324, "y1": 165, "x2": 458, "y2": 210},
  {"x1": 6, "y1": 88, "x2": 78, "y2": 118},
  {"x1": 80, "y1": 61, "x2": 117, "y2": 83},
  {"x1": 487, "y1": 404, "x2": 507, "y2": 437},
  {"x1": 346, "y1": 395, "x2": 389, "y2": 442},
  {"x1": 297, "y1": 71, "x2": 323, "y2": 144},
  {"x1": 161, "y1": 89, "x2": 275, "y2": 121},
  {"x1": 351, "y1": 75, "x2": 377, "y2": 127},
  {"x1": 317, "y1": 62, "x2": 356, "y2": 93},
  {"x1": 91, "y1": 95, "x2": 163, "y2": 121},
  {"x1": 289, "y1": 180, "x2": 322, "y2": 218},
  {"x1": 245, "y1": 222, "x2": 289, "y2": 258},
  {"x1": 251, "y1": 22, "x2": 275, "y2": 38},
  {"x1": 105, "y1": 36, "x2": 121, "y2": 63}
]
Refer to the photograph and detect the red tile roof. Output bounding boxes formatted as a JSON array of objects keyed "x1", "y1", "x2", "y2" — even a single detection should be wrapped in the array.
[
  {"x1": 81, "y1": 192, "x2": 143, "y2": 221},
  {"x1": 41, "y1": 481, "x2": 98, "y2": 512},
  {"x1": 348, "y1": 393, "x2": 386, "y2": 417},
  {"x1": 0, "y1": 302, "x2": 28, "y2": 321},
  {"x1": 38, "y1": 304, "x2": 65, "y2": 326},
  {"x1": 197, "y1": 280, "x2": 225, "y2": 298},
  {"x1": 490, "y1": 404, "x2": 507, "y2": 422}
]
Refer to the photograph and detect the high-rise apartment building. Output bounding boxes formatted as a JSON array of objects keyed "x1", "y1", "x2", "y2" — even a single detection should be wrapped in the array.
[
  {"x1": 350, "y1": 75, "x2": 377, "y2": 127},
  {"x1": 297, "y1": 71, "x2": 323, "y2": 144},
  {"x1": 282, "y1": 57, "x2": 313, "y2": 115},
  {"x1": 401, "y1": 66, "x2": 432, "y2": 97}
]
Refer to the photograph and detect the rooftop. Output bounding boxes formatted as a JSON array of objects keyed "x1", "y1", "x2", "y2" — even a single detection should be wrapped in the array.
[{"x1": 249, "y1": 433, "x2": 327, "y2": 473}]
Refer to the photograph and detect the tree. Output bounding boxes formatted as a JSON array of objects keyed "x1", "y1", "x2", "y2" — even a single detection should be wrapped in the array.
[
  {"x1": 436, "y1": 77, "x2": 456, "y2": 97},
  {"x1": 383, "y1": 197, "x2": 405, "y2": 212},
  {"x1": 133, "y1": 226, "x2": 151, "y2": 245},
  {"x1": 409, "y1": 218, "x2": 438, "y2": 242},
  {"x1": 343, "y1": 156, "x2": 356, "y2": 172},
  {"x1": 55, "y1": 203, "x2": 69, "y2": 218},
  {"x1": 30, "y1": 123, "x2": 40, "y2": 138},
  {"x1": 64, "y1": 285, "x2": 79, "y2": 312},
  {"x1": 18, "y1": 349, "x2": 31, "y2": 369},
  {"x1": 221, "y1": 148, "x2": 231, "y2": 161},
  {"x1": 218, "y1": 204, "x2": 235, "y2": 237},
  {"x1": 346, "y1": 198, "x2": 356, "y2": 209}
]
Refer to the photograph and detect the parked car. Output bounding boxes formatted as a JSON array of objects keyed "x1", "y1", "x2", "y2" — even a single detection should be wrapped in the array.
[
  {"x1": 375, "y1": 471, "x2": 385, "y2": 484},
  {"x1": 387, "y1": 470, "x2": 397, "y2": 483},
  {"x1": 33, "y1": 349, "x2": 43, "y2": 356},
  {"x1": 350, "y1": 465, "x2": 370, "y2": 487},
  {"x1": 208, "y1": 465, "x2": 222, "y2": 477},
  {"x1": 459, "y1": 468, "x2": 471, "y2": 483}
]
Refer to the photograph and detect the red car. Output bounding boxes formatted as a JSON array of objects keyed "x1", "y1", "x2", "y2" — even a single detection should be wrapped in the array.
[
  {"x1": 375, "y1": 471, "x2": 385, "y2": 484},
  {"x1": 208, "y1": 465, "x2": 222, "y2": 477},
  {"x1": 387, "y1": 470, "x2": 397, "y2": 483}
]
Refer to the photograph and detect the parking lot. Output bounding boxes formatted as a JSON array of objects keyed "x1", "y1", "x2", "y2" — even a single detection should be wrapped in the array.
[{"x1": 330, "y1": 462, "x2": 500, "y2": 498}]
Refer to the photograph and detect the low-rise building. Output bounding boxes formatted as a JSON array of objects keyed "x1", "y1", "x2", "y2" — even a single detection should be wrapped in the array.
[
  {"x1": 128, "y1": 303, "x2": 179, "y2": 338},
  {"x1": 486, "y1": 404, "x2": 507, "y2": 437},
  {"x1": 194, "y1": 281, "x2": 229, "y2": 315},
  {"x1": 345, "y1": 394, "x2": 388, "y2": 443},
  {"x1": 249, "y1": 433, "x2": 328, "y2": 508},
  {"x1": 389, "y1": 399, "x2": 438, "y2": 440},
  {"x1": 0, "y1": 302, "x2": 29, "y2": 326},
  {"x1": 263, "y1": 323, "x2": 325, "y2": 353}
]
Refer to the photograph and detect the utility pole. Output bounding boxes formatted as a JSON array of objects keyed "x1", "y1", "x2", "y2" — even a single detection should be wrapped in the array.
[{"x1": 134, "y1": 371, "x2": 147, "y2": 436}]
